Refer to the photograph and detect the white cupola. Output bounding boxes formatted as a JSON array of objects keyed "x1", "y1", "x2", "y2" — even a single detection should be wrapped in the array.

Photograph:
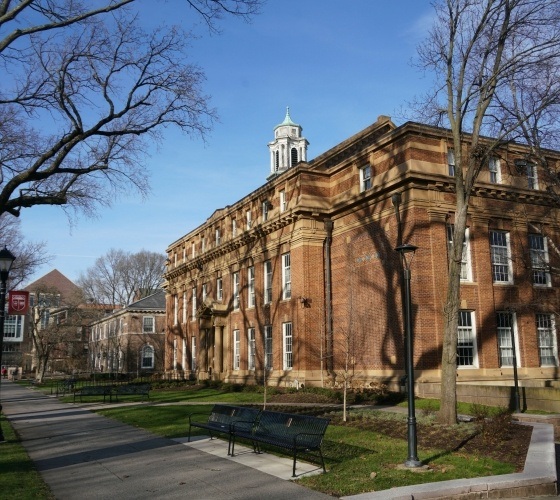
[{"x1": 267, "y1": 108, "x2": 308, "y2": 180}]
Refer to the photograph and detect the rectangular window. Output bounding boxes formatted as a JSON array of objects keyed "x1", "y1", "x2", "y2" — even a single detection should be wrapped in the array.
[
  {"x1": 448, "y1": 149, "x2": 455, "y2": 176},
  {"x1": 262, "y1": 201, "x2": 269, "y2": 222},
  {"x1": 457, "y1": 310, "x2": 477, "y2": 367},
  {"x1": 182, "y1": 338, "x2": 187, "y2": 371},
  {"x1": 182, "y1": 292, "x2": 187, "y2": 323},
  {"x1": 264, "y1": 325, "x2": 273, "y2": 369},
  {"x1": 3, "y1": 315, "x2": 23, "y2": 340},
  {"x1": 490, "y1": 230, "x2": 512, "y2": 283},
  {"x1": 191, "y1": 336, "x2": 197, "y2": 371},
  {"x1": 527, "y1": 163, "x2": 538, "y2": 190},
  {"x1": 202, "y1": 283, "x2": 208, "y2": 303},
  {"x1": 191, "y1": 242, "x2": 196, "y2": 258},
  {"x1": 246, "y1": 210, "x2": 252, "y2": 230},
  {"x1": 232, "y1": 219, "x2": 237, "y2": 238},
  {"x1": 489, "y1": 157, "x2": 501, "y2": 184},
  {"x1": 215, "y1": 228, "x2": 221, "y2": 246},
  {"x1": 537, "y1": 314, "x2": 558, "y2": 366},
  {"x1": 264, "y1": 260, "x2": 272, "y2": 304},
  {"x1": 446, "y1": 225, "x2": 472, "y2": 281},
  {"x1": 282, "y1": 252, "x2": 291, "y2": 300},
  {"x1": 201, "y1": 236, "x2": 206, "y2": 253},
  {"x1": 233, "y1": 272, "x2": 240, "y2": 310},
  {"x1": 248, "y1": 327, "x2": 256, "y2": 370},
  {"x1": 529, "y1": 234, "x2": 550, "y2": 286},
  {"x1": 173, "y1": 294, "x2": 178, "y2": 325},
  {"x1": 283, "y1": 322, "x2": 293, "y2": 370},
  {"x1": 280, "y1": 190, "x2": 287, "y2": 212},
  {"x1": 216, "y1": 277, "x2": 223, "y2": 301},
  {"x1": 142, "y1": 316, "x2": 155, "y2": 333},
  {"x1": 496, "y1": 312, "x2": 518, "y2": 367},
  {"x1": 360, "y1": 165, "x2": 372, "y2": 192},
  {"x1": 191, "y1": 287, "x2": 196, "y2": 320},
  {"x1": 248, "y1": 266, "x2": 255, "y2": 308},
  {"x1": 233, "y1": 330, "x2": 240, "y2": 370},
  {"x1": 173, "y1": 337, "x2": 177, "y2": 370}
]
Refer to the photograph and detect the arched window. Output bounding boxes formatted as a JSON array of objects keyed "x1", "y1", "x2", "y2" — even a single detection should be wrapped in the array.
[
  {"x1": 291, "y1": 147, "x2": 298, "y2": 167},
  {"x1": 141, "y1": 345, "x2": 154, "y2": 369}
]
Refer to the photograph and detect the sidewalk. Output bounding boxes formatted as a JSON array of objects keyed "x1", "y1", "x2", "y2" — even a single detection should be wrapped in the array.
[
  {"x1": 2, "y1": 380, "x2": 558, "y2": 500},
  {"x1": 1, "y1": 381, "x2": 330, "y2": 500}
]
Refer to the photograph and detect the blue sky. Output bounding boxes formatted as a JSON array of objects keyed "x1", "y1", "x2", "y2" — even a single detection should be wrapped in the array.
[{"x1": 19, "y1": 0, "x2": 435, "y2": 284}]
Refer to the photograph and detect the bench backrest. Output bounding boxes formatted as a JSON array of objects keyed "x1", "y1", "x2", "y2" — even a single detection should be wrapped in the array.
[
  {"x1": 254, "y1": 411, "x2": 330, "y2": 447},
  {"x1": 208, "y1": 405, "x2": 260, "y2": 426}
]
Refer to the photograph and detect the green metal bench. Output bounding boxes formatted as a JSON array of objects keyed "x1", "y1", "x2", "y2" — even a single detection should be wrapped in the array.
[
  {"x1": 73, "y1": 385, "x2": 112, "y2": 403},
  {"x1": 113, "y1": 383, "x2": 151, "y2": 401},
  {"x1": 187, "y1": 404, "x2": 261, "y2": 455},
  {"x1": 231, "y1": 410, "x2": 330, "y2": 477}
]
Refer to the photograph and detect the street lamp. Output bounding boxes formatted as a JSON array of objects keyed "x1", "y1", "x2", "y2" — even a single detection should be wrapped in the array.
[
  {"x1": 0, "y1": 246, "x2": 16, "y2": 443},
  {"x1": 395, "y1": 243, "x2": 421, "y2": 468}
]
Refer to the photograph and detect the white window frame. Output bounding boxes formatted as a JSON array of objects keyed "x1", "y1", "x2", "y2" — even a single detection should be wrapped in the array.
[
  {"x1": 173, "y1": 337, "x2": 177, "y2": 370},
  {"x1": 233, "y1": 330, "x2": 240, "y2": 370},
  {"x1": 447, "y1": 225, "x2": 472, "y2": 281},
  {"x1": 264, "y1": 325, "x2": 273, "y2": 370},
  {"x1": 191, "y1": 242, "x2": 196, "y2": 258},
  {"x1": 527, "y1": 163, "x2": 538, "y2": 190},
  {"x1": 191, "y1": 287, "x2": 197, "y2": 321},
  {"x1": 182, "y1": 292, "x2": 187, "y2": 323},
  {"x1": 182, "y1": 338, "x2": 187, "y2": 372},
  {"x1": 246, "y1": 210, "x2": 252, "y2": 230},
  {"x1": 496, "y1": 311, "x2": 520, "y2": 367},
  {"x1": 360, "y1": 164, "x2": 372, "y2": 192},
  {"x1": 283, "y1": 322, "x2": 293, "y2": 370},
  {"x1": 232, "y1": 219, "x2": 237, "y2": 238},
  {"x1": 262, "y1": 201, "x2": 269, "y2": 222},
  {"x1": 280, "y1": 190, "x2": 287, "y2": 212},
  {"x1": 536, "y1": 314, "x2": 558, "y2": 367},
  {"x1": 215, "y1": 228, "x2": 221, "y2": 246},
  {"x1": 264, "y1": 260, "x2": 272, "y2": 304},
  {"x1": 489, "y1": 157, "x2": 501, "y2": 184},
  {"x1": 202, "y1": 283, "x2": 208, "y2": 303},
  {"x1": 191, "y1": 336, "x2": 197, "y2": 371},
  {"x1": 248, "y1": 327, "x2": 256, "y2": 370},
  {"x1": 142, "y1": 316, "x2": 155, "y2": 334},
  {"x1": 201, "y1": 236, "x2": 206, "y2": 253},
  {"x1": 173, "y1": 294, "x2": 178, "y2": 325},
  {"x1": 448, "y1": 149, "x2": 455, "y2": 176},
  {"x1": 282, "y1": 252, "x2": 291, "y2": 300},
  {"x1": 247, "y1": 266, "x2": 255, "y2": 308},
  {"x1": 3, "y1": 315, "x2": 24, "y2": 340},
  {"x1": 457, "y1": 310, "x2": 478, "y2": 368},
  {"x1": 216, "y1": 277, "x2": 223, "y2": 301},
  {"x1": 233, "y1": 272, "x2": 240, "y2": 310},
  {"x1": 141, "y1": 345, "x2": 154, "y2": 369},
  {"x1": 529, "y1": 234, "x2": 551, "y2": 286},
  {"x1": 490, "y1": 230, "x2": 513, "y2": 284}
]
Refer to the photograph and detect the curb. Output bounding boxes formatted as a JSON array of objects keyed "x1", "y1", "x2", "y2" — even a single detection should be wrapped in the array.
[{"x1": 341, "y1": 422, "x2": 557, "y2": 500}]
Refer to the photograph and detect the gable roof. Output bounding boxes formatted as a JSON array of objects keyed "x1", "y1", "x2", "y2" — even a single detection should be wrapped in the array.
[
  {"x1": 24, "y1": 269, "x2": 82, "y2": 303},
  {"x1": 127, "y1": 289, "x2": 166, "y2": 311}
]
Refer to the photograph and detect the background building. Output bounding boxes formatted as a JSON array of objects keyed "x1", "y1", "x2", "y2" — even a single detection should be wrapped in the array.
[
  {"x1": 164, "y1": 113, "x2": 560, "y2": 390},
  {"x1": 88, "y1": 290, "x2": 166, "y2": 377}
]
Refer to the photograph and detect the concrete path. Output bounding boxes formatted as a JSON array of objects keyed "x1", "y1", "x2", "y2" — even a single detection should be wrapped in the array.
[{"x1": 1, "y1": 381, "x2": 330, "y2": 500}]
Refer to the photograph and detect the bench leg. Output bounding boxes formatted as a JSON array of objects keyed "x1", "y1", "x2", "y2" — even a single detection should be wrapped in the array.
[
  {"x1": 318, "y1": 448, "x2": 326, "y2": 474},
  {"x1": 292, "y1": 449, "x2": 297, "y2": 478}
]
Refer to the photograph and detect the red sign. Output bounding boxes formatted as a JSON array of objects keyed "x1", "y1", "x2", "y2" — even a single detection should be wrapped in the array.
[{"x1": 8, "y1": 291, "x2": 29, "y2": 315}]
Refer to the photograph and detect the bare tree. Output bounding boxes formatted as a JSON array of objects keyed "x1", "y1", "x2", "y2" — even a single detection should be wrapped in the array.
[
  {"x1": 414, "y1": 0, "x2": 560, "y2": 424},
  {"x1": 78, "y1": 248, "x2": 166, "y2": 305},
  {"x1": 28, "y1": 284, "x2": 88, "y2": 382},
  {"x1": 0, "y1": 214, "x2": 52, "y2": 288},
  {"x1": 0, "y1": 0, "x2": 261, "y2": 219}
]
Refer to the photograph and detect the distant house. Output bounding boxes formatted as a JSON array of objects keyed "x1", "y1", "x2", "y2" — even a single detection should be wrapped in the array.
[
  {"x1": 22, "y1": 269, "x2": 99, "y2": 376},
  {"x1": 88, "y1": 289, "x2": 166, "y2": 376}
]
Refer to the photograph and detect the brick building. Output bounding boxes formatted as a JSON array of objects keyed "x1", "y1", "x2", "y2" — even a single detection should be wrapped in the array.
[
  {"x1": 163, "y1": 112, "x2": 560, "y2": 389},
  {"x1": 88, "y1": 290, "x2": 166, "y2": 376}
]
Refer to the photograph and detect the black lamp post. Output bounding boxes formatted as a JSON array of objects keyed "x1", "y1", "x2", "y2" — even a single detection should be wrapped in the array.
[
  {"x1": 395, "y1": 243, "x2": 421, "y2": 468},
  {"x1": 0, "y1": 246, "x2": 16, "y2": 443}
]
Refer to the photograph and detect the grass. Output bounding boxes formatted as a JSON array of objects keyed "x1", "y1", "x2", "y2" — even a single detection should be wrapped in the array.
[
  {"x1": 96, "y1": 401, "x2": 517, "y2": 497},
  {"x1": 7, "y1": 383, "x2": 523, "y2": 497},
  {"x1": 0, "y1": 415, "x2": 55, "y2": 500}
]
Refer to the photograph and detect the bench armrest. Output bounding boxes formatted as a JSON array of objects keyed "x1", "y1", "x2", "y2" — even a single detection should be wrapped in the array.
[{"x1": 187, "y1": 411, "x2": 213, "y2": 424}]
